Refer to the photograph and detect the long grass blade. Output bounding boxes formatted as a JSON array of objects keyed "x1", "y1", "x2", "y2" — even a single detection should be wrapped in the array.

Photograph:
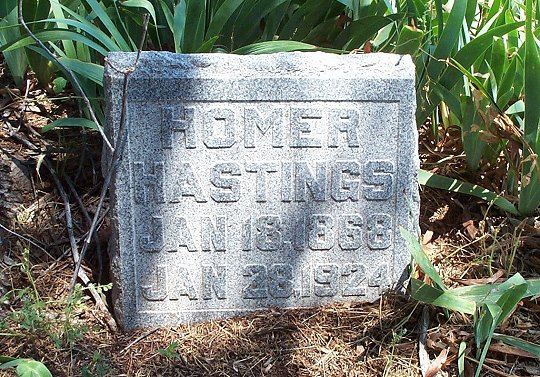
[
  {"x1": 400, "y1": 227, "x2": 446, "y2": 290},
  {"x1": 183, "y1": 0, "x2": 206, "y2": 52},
  {"x1": 0, "y1": 29, "x2": 109, "y2": 56},
  {"x1": 232, "y1": 40, "x2": 344, "y2": 54},
  {"x1": 493, "y1": 333, "x2": 540, "y2": 357},
  {"x1": 0, "y1": 0, "x2": 27, "y2": 86},
  {"x1": 205, "y1": 0, "x2": 244, "y2": 40},
  {"x1": 519, "y1": 0, "x2": 540, "y2": 215},
  {"x1": 411, "y1": 279, "x2": 476, "y2": 314},
  {"x1": 427, "y1": 0, "x2": 467, "y2": 79},
  {"x1": 84, "y1": 0, "x2": 131, "y2": 51},
  {"x1": 42, "y1": 118, "x2": 98, "y2": 132},
  {"x1": 419, "y1": 169, "x2": 519, "y2": 215},
  {"x1": 49, "y1": 0, "x2": 76, "y2": 58}
]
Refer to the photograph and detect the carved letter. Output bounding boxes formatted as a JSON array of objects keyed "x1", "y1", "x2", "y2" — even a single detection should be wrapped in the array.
[
  {"x1": 203, "y1": 107, "x2": 236, "y2": 148},
  {"x1": 170, "y1": 266, "x2": 198, "y2": 300},
  {"x1": 309, "y1": 214, "x2": 335, "y2": 250},
  {"x1": 139, "y1": 215, "x2": 164, "y2": 252},
  {"x1": 161, "y1": 105, "x2": 196, "y2": 149},
  {"x1": 133, "y1": 161, "x2": 164, "y2": 204},
  {"x1": 363, "y1": 160, "x2": 394, "y2": 200},
  {"x1": 245, "y1": 162, "x2": 279, "y2": 202},
  {"x1": 338, "y1": 214, "x2": 362, "y2": 250},
  {"x1": 314, "y1": 264, "x2": 339, "y2": 297},
  {"x1": 331, "y1": 160, "x2": 360, "y2": 201},
  {"x1": 256, "y1": 215, "x2": 282, "y2": 251},
  {"x1": 173, "y1": 216, "x2": 197, "y2": 252},
  {"x1": 171, "y1": 162, "x2": 208, "y2": 203},
  {"x1": 328, "y1": 108, "x2": 360, "y2": 147},
  {"x1": 201, "y1": 216, "x2": 226, "y2": 252},
  {"x1": 244, "y1": 107, "x2": 285, "y2": 148},
  {"x1": 295, "y1": 161, "x2": 327, "y2": 201},
  {"x1": 281, "y1": 161, "x2": 293, "y2": 202},
  {"x1": 210, "y1": 162, "x2": 241, "y2": 202},
  {"x1": 290, "y1": 107, "x2": 322, "y2": 148},
  {"x1": 202, "y1": 265, "x2": 226, "y2": 299},
  {"x1": 367, "y1": 213, "x2": 392, "y2": 249},
  {"x1": 140, "y1": 264, "x2": 167, "y2": 301}
]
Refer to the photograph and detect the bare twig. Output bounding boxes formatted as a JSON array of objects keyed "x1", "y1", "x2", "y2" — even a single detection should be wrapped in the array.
[
  {"x1": 70, "y1": 13, "x2": 151, "y2": 291},
  {"x1": 17, "y1": 0, "x2": 113, "y2": 151},
  {"x1": 120, "y1": 328, "x2": 159, "y2": 354},
  {"x1": 0, "y1": 222, "x2": 52, "y2": 259},
  {"x1": 64, "y1": 174, "x2": 103, "y2": 280},
  {"x1": 42, "y1": 158, "x2": 117, "y2": 330}
]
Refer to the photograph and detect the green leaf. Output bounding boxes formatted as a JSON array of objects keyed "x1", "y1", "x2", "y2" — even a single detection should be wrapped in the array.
[
  {"x1": 458, "y1": 341, "x2": 466, "y2": 377},
  {"x1": 411, "y1": 279, "x2": 476, "y2": 314},
  {"x1": 0, "y1": 29, "x2": 109, "y2": 56},
  {"x1": 0, "y1": 358, "x2": 51, "y2": 377},
  {"x1": 419, "y1": 169, "x2": 518, "y2": 215},
  {"x1": 426, "y1": 0, "x2": 467, "y2": 79},
  {"x1": 52, "y1": 77, "x2": 67, "y2": 94},
  {"x1": 494, "y1": 275, "x2": 528, "y2": 326},
  {"x1": 440, "y1": 22, "x2": 524, "y2": 92},
  {"x1": 172, "y1": 1, "x2": 187, "y2": 53},
  {"x1": 395, "y1": 25, "x2": 423, "y2": 56},
  {"x1": 42, "y1": 118, "x2": 98, "y2": 132},
  {"x1": 25, "y1": 46, "x2": 104, "y2": 86},
  {"x1": 450, "y1": 275, "x2": 540, "y2": 304},
  {"x1": 233, "y1": 40, "x2": 343, "y2": 54},
  {"x1": 497, "y1": 57, "x2": 518, "y2": 108},
  {"x1": 84, "y1": 0, "x2": 131, "y2": 51},
  {"x1": 49, "y1": 0, "x2": 76, "y2": 58},
  {"x1": 205, "y1": 0, "x2": 244, "y2": 40},
  {"x1": 475, "y1": 303, "x2": 500, "y2": 377},
  {"x1": 461, "y1": 97, "x2": 487, "y2": 171},
  {"x1": 519, "y1": 170, "x2": 540, "y2": 216},
  {"x1": 335, "y1": 15, "x2": 397, "y2": 50},
  {"x1": 121, "y1": 0, "x2": 157, "y2": 25},
  {"x1": 196, "y1": 36, "x2": 219, "y2": 53},
  {"x1": 58, "y1": 58, "x2": 104, "y2": 86},
  {"x1": 519, "y1": 0, "x2": 540, "y2": 216},
  {"x1": 400, "y1": 227, "x2": 446, "y2": 290},
  {"x1": 493, "y1": 333, "x2": 540, "y2": 357},
  {"x1": 45, "y1": 4, "x2": 124, "y2": 51},
  {"x1": 15, "y1": 359, "x2": 52, "y2": 377},
  {"x1": 183, "y1": 0, "x2": 206, "y2": 52},
  {"x1": 0, "y1": 0, "x2": 27, "y2": 86}
]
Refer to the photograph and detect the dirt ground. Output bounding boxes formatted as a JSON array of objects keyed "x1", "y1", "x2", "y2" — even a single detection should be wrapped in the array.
[{"x1": 1, "y1": 55, "x2": 540, "y2": 377}]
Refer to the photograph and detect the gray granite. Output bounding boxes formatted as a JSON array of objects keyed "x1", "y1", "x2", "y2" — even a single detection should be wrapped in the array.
[{"x1": 104, "y1": 51, "x2": 419, "y2": 329}]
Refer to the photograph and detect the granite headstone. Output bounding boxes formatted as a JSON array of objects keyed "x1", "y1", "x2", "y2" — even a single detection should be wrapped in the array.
[{"x1": 104, "y1": 52, "x2": 419, "y2": 329}]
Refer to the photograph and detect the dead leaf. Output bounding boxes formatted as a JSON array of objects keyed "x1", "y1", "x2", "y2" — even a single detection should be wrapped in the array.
[
  {"x1": 462, "y1": 219, "x2": 478, "y2": 239},
  {"x1": 423, "y1": 230, "x2": 434, "y2": 245},
  {"x1": 424, "y1": 348, "x2": 449, "y2": 377}
]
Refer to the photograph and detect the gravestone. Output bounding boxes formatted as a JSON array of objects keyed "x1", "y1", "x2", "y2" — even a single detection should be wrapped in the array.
[{"x1": 104, "y1": 51, "x2": 419, "y2": 329}]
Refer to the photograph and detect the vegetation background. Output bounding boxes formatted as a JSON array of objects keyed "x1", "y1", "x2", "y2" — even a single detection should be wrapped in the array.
[{"x1": 1, "y1": 0, "x2": 540, "y2": 376}]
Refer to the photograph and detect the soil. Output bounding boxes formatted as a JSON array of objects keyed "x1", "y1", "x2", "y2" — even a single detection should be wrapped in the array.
[{"x1": 1, "y1": 55, "x2": 540, "y2": 377}]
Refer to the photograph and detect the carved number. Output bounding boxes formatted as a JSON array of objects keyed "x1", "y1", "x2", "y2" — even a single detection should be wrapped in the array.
[
  {"x1": 242, "y1": 265, "x2": 267, "y2": 299},
  {"x1": 268, "y1": 264, "x2": 293, "y2": 298},
  {"x1": 313, "y1": 264, "x2": 340, "y2": 297},
  {"x1": 341, "y1": 263, "x2": 366, "y2": 296},
  {"x1": 243, "y1": 264, "x2": 293, "y2": 299}
]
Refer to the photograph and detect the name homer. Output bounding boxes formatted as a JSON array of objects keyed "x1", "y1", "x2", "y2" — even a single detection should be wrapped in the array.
[{"x1": 160, "y1": 103, "x2": 367, "y2": 149}]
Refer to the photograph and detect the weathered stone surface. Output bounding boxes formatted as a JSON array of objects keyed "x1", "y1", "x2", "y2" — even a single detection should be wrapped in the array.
[{"x1": 104, "y1": 51, "x2": 419, "y2": 329}]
